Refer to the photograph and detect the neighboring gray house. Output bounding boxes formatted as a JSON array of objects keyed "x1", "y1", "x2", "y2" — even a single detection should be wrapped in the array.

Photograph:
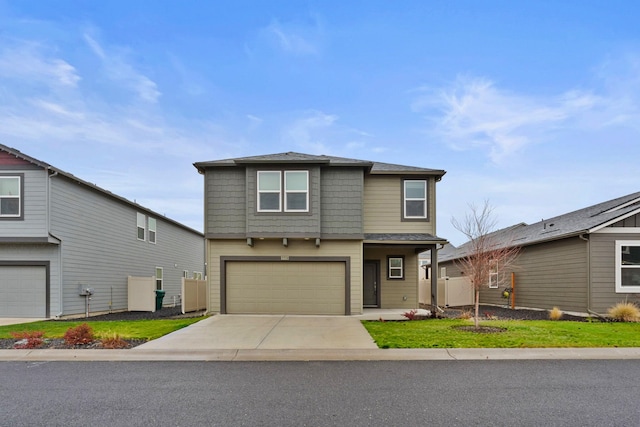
[
  {"x1": 0, "y1": 144, "x2": 205, "y2": 318},
  {"x1": 438, "y1": 192, "x2": 640, "y2": 315},
  {"x1": 194, "y1": 152, "x2": 447, "y2": 315}
]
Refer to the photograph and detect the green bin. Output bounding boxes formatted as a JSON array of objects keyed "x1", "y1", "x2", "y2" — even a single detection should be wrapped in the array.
[{"x1": 155, "y1": 290, "x2": 166, "y2": 311}]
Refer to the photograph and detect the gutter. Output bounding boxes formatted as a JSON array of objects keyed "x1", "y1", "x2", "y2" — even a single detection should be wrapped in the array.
[{"x1": 47, "y1": 168, "x2": 64, "y2": 318}]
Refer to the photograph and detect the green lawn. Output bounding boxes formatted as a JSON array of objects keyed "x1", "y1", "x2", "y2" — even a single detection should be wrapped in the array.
[
  {"x1": 0, "y1": 317, "x2": 205, "y2": 341},
  {"x1": 362, "y1": 318, "x2": 640, "y2": 348}
]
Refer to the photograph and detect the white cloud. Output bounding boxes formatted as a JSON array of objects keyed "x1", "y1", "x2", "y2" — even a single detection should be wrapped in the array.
[
  {"x1": 0, "y1": 41, "x2": 80, "y2": 87},
  {"x1": 83, "y1": 33, "x2": 161, "y2": 103}
]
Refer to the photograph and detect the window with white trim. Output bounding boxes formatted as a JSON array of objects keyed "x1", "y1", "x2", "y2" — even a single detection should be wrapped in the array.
[
  {"x1": 257, "y1": 171, "x2": 281, "y2": 212},
  {"x1": 148, "y1": 217, "x2": 157, "y2": 244},
  {"x1": 183, "y1": 270, "x2": 189, "y2": 278},
  {"x1": 615, "y1": 240, "x2": 640, "y2": 293},
  {"x1": 137, "y1": 213, "x2": 146, "y2": 240},
  {"x1": 404, "y1": 179, "x2": 427, "y2": 219},
  {"x1": 284, "y1": 171, "x2": 308, "y2": 212},
  {"x1": 193, "y1": 271, "x2": 203, "y2": 280},
  {"x1": 388, "y1": 256, "x2": 404, "y2": 279},
  {"x1": 155, "y1": 267, "x2": 163, "y2": 290},
  {"x1": 489, "y1": 265, "x2": 499, "y2": 289},
  {"x1": 0, "y1": 176, "x2": 21, "y2": 218},
  {"x1": 257, "y1": 170, "x2": 309, "y2": 212}
]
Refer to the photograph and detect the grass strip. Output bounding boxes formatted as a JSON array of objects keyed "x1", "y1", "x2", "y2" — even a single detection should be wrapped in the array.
[
  {"x1": 0, "y1": 317, "x2": 205, "y2": 341},
  {"x1": 362, "y1": 319, "x2": 640, "y2": 348}
]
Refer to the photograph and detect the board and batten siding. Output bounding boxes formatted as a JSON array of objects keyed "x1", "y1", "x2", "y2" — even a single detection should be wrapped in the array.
[
  {"x1": 363, "y1": 175, "x2": 436, "y2": 235},
  {"x1": 50, "y1": 175, "x2": 204, "y2": 317},
  {"x1": 204, "y1": 168, "x2": 246, "y2": 236},
  {"x1": 590, "y1": 231, "x2": 640, "y2": 314},
  {"x1": 480, "y1": 237, "x2": 589, "y2": 312},
  {"x1": 207, "y1": 239, "x2": 363, "y2": 315},
  {"x1": 364, "y1": 247, "x2": 419, "y2": 309},
  {"x1": 0, "y1": 168, "x2": 48, "y2": 238}
]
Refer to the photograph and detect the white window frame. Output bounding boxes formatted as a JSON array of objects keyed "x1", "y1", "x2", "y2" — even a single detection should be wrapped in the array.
[
  {"x1": 388, "y1": 256, "x2": 404, "y2": 279},
  {"x1": 137, "y1": 213, "x2": 146, "y2": 241},
  {"x1": 193, "y1": 271, "x2": 203, "y2": 280},
  {"x1": 403, "y1": 179, "x2": 427, "y2": 219},
  {"x1": 284, "y1": 170, "x2": 309, "y2": 212},
  {"x1": 615, "y1": 240, "x2": 640, "y2": 293},
  {"x1": 183, "y1": 270, "x2": 189, "y2": 278},
  {"x1": 155, "y1": 267, "x2": 163, "y2": 290},
  {"x1": 148, "y1": 217, "x2": 157, "y2": 244},
  {"x1": 257, "y1": 171, "x2": 281, "y2": 212},
  {"x1": 0, "y1": 175, "x2": 21, "y2": 218}
]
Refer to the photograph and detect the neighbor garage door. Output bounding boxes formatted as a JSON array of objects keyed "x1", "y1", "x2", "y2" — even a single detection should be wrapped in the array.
[
  {"x1": 226, "y1": 261, "x2": 345, "y2": 315},
  {"x1": 0, "y1": 266, "x2": 47, "y2": 318}
]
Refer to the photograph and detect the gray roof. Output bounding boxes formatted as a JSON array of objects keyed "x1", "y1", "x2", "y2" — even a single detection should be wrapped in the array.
[
  {"x1": 194, "y1": 152, "x2": 446, "y2": 177},
  {"x1": 364, "y1": 233, "x2": 448, "y2": 243},
  {"x1": 441, "y1": 191, "x2": 640, "y2": 262},
  {"x1": 0, "y1": 144, "x2": 203, "y2": 236}
]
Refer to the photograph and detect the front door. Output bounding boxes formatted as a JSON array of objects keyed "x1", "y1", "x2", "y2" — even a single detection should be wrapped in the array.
[{"x1": 363, "y1": 260, "x2": 379, "y2": 307}]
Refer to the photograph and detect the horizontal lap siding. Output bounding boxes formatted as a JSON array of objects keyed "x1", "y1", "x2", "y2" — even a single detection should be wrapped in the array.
[
  {"x1": 205, "y1": 168, "x2": 246, "y2": 235},
  {"x1": 590, "y1": 232, "x2": 640, "y2": 313},
  {"x1": 0, "y1": 168, "x2": 48, "y2": 238},
  {"x1": 501, "y1": 238, "x2": 588, "y2": 312}
]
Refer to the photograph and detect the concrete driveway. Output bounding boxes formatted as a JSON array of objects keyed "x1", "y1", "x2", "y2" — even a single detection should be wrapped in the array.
[{"x1": 135, "y1": 315, "x2": 378, "y2": 350}]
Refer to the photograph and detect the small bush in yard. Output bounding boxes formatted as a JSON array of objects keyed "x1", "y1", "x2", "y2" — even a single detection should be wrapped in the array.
[
  {"x1": 608, "y1": 302, "x2": 640, "y2": 322},
  {"x1": 549, "y1": 307, "x2": 563, "y2": 321},
  {"x1": 64, "y1": 323, "x2": 94, "y2": 345},
  {"x1": 458, "y1": 309, "x2": 473, "y2": 320},
  {"x1": 10, "y1": 330, "x2": 45, "y2": 349},
  {"x1": 402, "y1": 309, "x2": 418, "y2": 320},
  {"x1": 100, "y1": 333, "x2": 129, "y2": 349}
]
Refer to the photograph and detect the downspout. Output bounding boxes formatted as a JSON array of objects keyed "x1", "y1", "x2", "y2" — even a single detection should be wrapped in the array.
[
  {"x1": 578, "y1": 233, "x2": 603, "y2": 318},
  {"x1": 47, "y1": 168, "x2": 64, "y2": 318}
]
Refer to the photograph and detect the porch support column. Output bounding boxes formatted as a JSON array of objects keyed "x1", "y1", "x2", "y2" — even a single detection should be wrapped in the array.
[{"x1": 430, "y1": 244, "x2": 439, "y2": 312}]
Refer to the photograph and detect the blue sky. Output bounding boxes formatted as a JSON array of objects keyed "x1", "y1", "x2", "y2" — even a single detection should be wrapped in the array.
[{"x1": 1, "y1": 1, "x2": 639, "y2": 245}]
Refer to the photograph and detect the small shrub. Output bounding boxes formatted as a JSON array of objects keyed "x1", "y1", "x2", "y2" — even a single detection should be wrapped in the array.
[
  {"x1": 64, "y1": 323, "x2": 94, "y2": 346},
  {"x1": 549, "y1": 307, "x2": 563, "y2": 321},
  {"x1": 607, "y1": 302, "x2": 640, "y2": 322},
  {"x1": 100, "y1": 333, "x2": 129, "y2": 349},
  {"x1": 458, "y1": 309, "x2": 473, "y2": 320},
  {"x1": 402, "y1": 309, "x2": 418, "y2": 320},
  {"x1": 10, "y1": 330, "x2": 45, "y2": 349}
]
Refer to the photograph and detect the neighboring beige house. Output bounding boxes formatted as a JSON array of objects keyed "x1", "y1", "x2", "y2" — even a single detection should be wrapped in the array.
[
  {"x1": 194, "y1": 152, "x2": 447, "y2": 315},
  {"x1": 438, "y1": 192, "x2": 640, "y2": 315}
]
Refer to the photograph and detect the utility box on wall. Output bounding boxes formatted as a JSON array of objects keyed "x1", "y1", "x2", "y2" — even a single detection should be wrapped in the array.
[{"x1": 78, "y1": 285, "x2": 94, "y2": 296}]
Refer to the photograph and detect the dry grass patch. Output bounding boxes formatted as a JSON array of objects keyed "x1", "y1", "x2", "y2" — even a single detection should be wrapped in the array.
[{"x1": 608, "y1": 302, "x2": 640, "y2": 322}]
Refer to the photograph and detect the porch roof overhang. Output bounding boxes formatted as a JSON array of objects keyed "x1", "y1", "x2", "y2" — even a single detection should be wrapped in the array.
[{"x1": 363, "y1": 233, "x2": 448, "y2": 252}]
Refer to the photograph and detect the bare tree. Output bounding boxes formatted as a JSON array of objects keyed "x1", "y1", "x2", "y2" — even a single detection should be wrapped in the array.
[{"x1": 452, "y1": 201, "x2": 520, "y2": 328}]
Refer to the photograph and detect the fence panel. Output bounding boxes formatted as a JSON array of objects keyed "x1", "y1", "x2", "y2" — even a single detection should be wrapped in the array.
[{"x1": 182, "y1": 278, "x2": 207, "y2": 314}]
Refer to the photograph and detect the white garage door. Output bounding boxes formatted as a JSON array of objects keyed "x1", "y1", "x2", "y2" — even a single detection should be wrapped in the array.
[
  {"x1": 226, "y1": 261, "x2": 345, "y2": 315},
  {"x1": 0, "y1": 266, "x2": 47, "y2": 318}
]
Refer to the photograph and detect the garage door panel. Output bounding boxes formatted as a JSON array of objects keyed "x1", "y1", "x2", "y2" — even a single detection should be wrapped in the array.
[
  {"x1": 0, "y1": 266, "x2": 46, "y2": 318},
  {"x1": 226, "y1": 261, "x2": 345, "y2": 315}
]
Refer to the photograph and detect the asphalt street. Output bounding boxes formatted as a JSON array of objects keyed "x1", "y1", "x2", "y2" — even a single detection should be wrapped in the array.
[{"x1": 1, "y1": 360, "x2": 639, "y2": 426}]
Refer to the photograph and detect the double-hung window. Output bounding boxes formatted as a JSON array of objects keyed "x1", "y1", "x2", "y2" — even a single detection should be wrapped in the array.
[
  {"x1": 615, "y1": 241, "x2": 640, "y2": 293},
  {"x1": 257, "y1": 170, "x2": 309, "y2": 212},
  {"x1": 155, "y1": 267, "x2": 163, "y2": 290},
  {"x1": 148, "y1": 217, "x2": 157, "y2": 244},
  {"x1": 137, "y1": 213, "x2": 146, "y2": 240},
  {"x1": 258, "y1": 171, "x2": 281, "y2": 212},
  {"x1": 284, "y1": 171, "x2": 308, "y2": 212},
  {"x1": 388, "y1": 256, "x2": 404, "y2": 279},
  {"x1": 404, "y1": 180, "x2": 427, "y2": 219},
  {"x1": 0, "y1": 176, "x2": 21, "y2": 218}
]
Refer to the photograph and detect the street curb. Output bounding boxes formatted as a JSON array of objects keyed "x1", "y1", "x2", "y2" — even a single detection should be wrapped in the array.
[{"x1": 1, "y1": 347, "x2": 639, "y2": 362}]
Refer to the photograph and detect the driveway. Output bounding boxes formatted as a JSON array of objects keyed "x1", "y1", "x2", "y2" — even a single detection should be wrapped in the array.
[{"x1": 135, "y1": 315, "x2": 378, "y2": 350}]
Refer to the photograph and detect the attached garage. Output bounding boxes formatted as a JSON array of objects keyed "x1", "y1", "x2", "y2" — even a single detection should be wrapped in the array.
[
  {"x1": 223, "y1": 257, "x2": 350, "y2": 315},
  {"x1": 0, "y1": 264, "x2": 48, "y2": 318}
]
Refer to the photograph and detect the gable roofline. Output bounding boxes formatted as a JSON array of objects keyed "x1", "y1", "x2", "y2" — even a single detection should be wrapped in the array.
[
  {"x1": 194, "y1": 151, "x2": 446, "y2": 178},
  {"x1": 0, "y1": 143, "x2": 203, "y2": 237}
]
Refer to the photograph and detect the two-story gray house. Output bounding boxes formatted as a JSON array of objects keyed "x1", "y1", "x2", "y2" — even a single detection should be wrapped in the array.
[
  {"x1": 0, "y1": 144, "x2": 205, "y2": 318},
  {"x1": 194, "y1": 152, "x2": 447, "y2": 315}
]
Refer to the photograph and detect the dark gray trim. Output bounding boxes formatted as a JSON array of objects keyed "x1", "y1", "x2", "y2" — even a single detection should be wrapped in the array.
[
  {"x1": 255, "y1": 168, "x2": 313, "y2": 216},
  {"x1": 363, "y1": 259, "x2": 381, "y2": 308},
  {"x1": 220, "y1": 255, "x2": 351, "y2": 315},
  {"x1": 245, "y1": 232, "x2": 321, "y2": 239},
  {"x1": 0, "y1": 173, "x2": 24, "y2": 221},
  {"x1": 0, "y1": 261, "x2": 50, "y2": 318},
  {"x1": 0, "y1": 237, "x2": 53, "y2": 243},
  {"x1": 400, "y1": 177, "x2": 430, "y2": 223},
  {"x1": 386, "y1": 255, "x2": 405, "y2": 280},
  {"x1": 205, "y1": 233, "x2": 248, "y2": 239},
  {"x1": 320, "y1": 233, "x2": 365, "y2": 240}
]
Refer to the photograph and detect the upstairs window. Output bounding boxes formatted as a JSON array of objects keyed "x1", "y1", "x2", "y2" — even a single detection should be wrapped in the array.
[
  {"x1": 0, "y1": 176, "x2": 21, "y2": 218},
  {"x1": 155, "y1": 267, "x2": 163, "y2": 290},
  {"x1": 148, "y1": 217, "x2": 157, "y2": 244},
  {"x1": 257, "y1": 171, "x2": 281, "y2": 212},
  {"x1": 404, "y1": 179, "x2": 427, "y2": 219},
  {"x1": 285, "y1": 171, "x2": 308, "y2": 212},
  {"x1": 137, "y1": 213, "x2": 146, "y2": 240},
  {"x1": 257, "y1": 170, "x2": 309, "y2": 212},
  {"x1": 616, "y1": 241, "x2": 640, "y2": 293}
]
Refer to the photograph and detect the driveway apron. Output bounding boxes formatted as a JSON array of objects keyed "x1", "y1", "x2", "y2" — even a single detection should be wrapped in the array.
[{"x1": 135, "y1": 315, "x2": 378, "y2": 350}]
